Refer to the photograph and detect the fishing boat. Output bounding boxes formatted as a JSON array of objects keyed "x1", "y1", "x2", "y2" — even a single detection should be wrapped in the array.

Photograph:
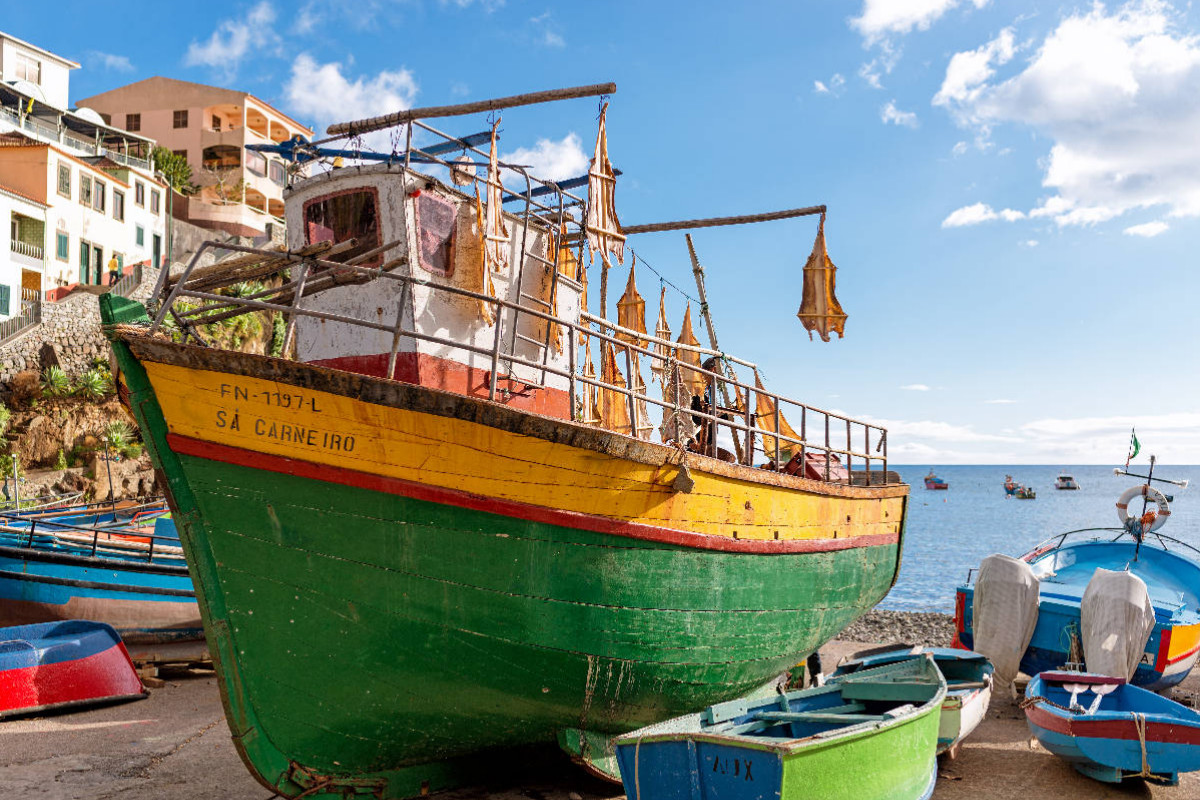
[
  {"x1": 0, "y1": 620, "x2": 146, "y2": 718},
  {"x1": 0, "y1": 491, "x2": 85, "y2": 513},
  {"x1": 1004, "y1": 475, "x2": 1018, "y2": 496},
  {"x1": 956, "y1": 460, "x2": 1199, "y2": 691},
  {"x1": 1015, "y1": 485, "x2": 1036, "y2": 499},
  {"x1": 833, "y1": 644, "x2": 993, "y2": 757},
  {"x1": 612, "y1": 655, "x2": 946, "y2": 800},
  {"x1": 924, "y1": 470, "x2": 948, "y2": 490},
  {"x1": 1055, "y1": 472, "x2": 1080, "y2": 490},
  {"x1": 1024, "y1": 671, "x2": 1200, "y2": 785},
  {"x1": 100, "y1": 83, "x2": 908, "y2": 798},
  {"x1": 0, "y1": 509, "x2": 201, "y2": 649}
]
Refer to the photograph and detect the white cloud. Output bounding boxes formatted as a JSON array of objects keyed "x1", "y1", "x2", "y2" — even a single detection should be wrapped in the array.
[
  {"x1": 984, "y1": 398, "x2": 1016, "y2": 404},
  {"x1": 284, "y1": 54, "x2": 418, "y2": 151},
  {"x1": 859, "y1": 60, "x2": 885, "y2": 89},
  {"x1": 1124, "y1": 220, "x2": 1169, "y2": 236},
  {"x1": 881, "y1": 100, "x2": 919, "y2": 127},
  {"x1": 941, "y1": 202, "x2": 1025, "y2": 227},
  {"x1": 814, "y1": 80, "x2": 830, "y2": 94},
  {"x1": 814, "y1": 74, "x2": 846, "y2": 95},
  {"x1": 851, "y1": 0, "x2": 990, "y2": 46},
  {"x1": 184, "y1": 1, "x2": 279, "y2": 79},
  {"x1": 502, "y1": 133, "x2": 588, "y2": 182},
  {"x1": 1019, "y1": 412, "x2": 1200, "y2": 463},
  {"x1": 952, "y1": 141, "x2": 969, "y2": 156},
  {"x1": 856, "y1": 415, "x2": 1018, "y2": 443},
  {"x1": 936, "y1": 1, "x2": 1200, "y2": 228},
  {"x1": 901, "y1": 384, "x2": 931, "y2": 391},
  {"x1": 530, "y1": 11, "x2": 565, "y2": 48},
  {"x1": 1019, "y1": 239, "x2": 1039, "y2": 247},
  {"x1": 88, "y1": 51, "x2": 134, "y2": 72}
]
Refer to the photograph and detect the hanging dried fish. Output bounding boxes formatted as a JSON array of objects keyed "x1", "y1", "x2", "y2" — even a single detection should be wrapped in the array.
[
  {"x1": 659, "y1": 362, "x2": 698, "y2": 446},
  {"x1": 796, "y1": 214, "x2": 847, "y2": 342},
  {"x1": 581, "y1": 339, "x2": 600, "y2": 425},
  {"x1": 650, "y1": 286, "x2": 673, "y2": 385},
  {"x1": 598, "y1": 341, "x2": 632, "y2": 436},
  {"x1": 675, "y1": 302, "x2": 705, "y2": 400},
  {"x1": 472, "y1": 188, "x2": 499, "y2": 325},
  {"x1": 587, "y1": 102, "x2": 624, "y2": 319},
  {"x1": 483, "y1": 118, "x2": 510, "y2": 273},
  {"x1": 615, "y1": 259, "x2": 646, "y2": 347},
  {"x1": 753, "y1": 369, "x2": 803, "y2": 464}
]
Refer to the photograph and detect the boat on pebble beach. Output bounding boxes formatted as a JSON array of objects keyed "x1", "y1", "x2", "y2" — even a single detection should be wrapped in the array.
[{"x1": 101, "y1": 83, "x2": 908, "y2": 798}]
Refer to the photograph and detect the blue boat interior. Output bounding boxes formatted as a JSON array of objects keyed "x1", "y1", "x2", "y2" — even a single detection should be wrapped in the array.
[
  {"x1": 0, "y1": 620, "x2": 123, "y2": 671},
  {"x1": 835, "y1": 647, "x2": 993, "y2": 697}
]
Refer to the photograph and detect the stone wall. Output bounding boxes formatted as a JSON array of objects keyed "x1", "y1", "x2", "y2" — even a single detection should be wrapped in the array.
[{"x1": 0, "y1": 265, "x2": 160, "y2": 391}]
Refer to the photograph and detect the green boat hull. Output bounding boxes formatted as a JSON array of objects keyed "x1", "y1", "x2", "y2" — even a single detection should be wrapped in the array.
[{"x1": 103, "y1": 297, "x2": 906, "y2": 799}]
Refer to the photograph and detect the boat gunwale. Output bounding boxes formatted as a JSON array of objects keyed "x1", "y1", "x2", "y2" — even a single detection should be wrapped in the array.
[{"x1": 119, "y1": 332, "x2": 909, "y2": 500}]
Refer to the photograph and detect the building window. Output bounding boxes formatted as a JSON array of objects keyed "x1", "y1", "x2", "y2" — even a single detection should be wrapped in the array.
[
  {"x1": 246, "y1": 149, "x2": 267, "y2": 177},
  {"x1": 202, "y1": 145, "x2": 240, "y2": 170},
  {"x1": 57, "y1": 164, "x2": 71, "y2": 198},
  {"x1": 93, "y1": 179, "x2": 106, "y2": 213},
  {"x1": 80, "y1": 174, "x2": 92, "y2": 207},
  {"x1": 126, "y1": 113, "x2": 141, "y2": 132},
  {"x1": 172, "y1": 149, "x2": 187, "y2": 160},
  {"x1": 173, "y1": 109, "x2": 188, "y2": 129},
  {"x1": 269, "y1": 160, "x2": 286, "y2": 186},
  {"x1": 135, "y1": 181, "x2": 145, "y2": 206},
  {"x1": 113, "y1": 189, "x2": 125, "y2": 221},
  {"x1": 14, "y1": 52, "x2": 40, "y2": 84},
  {"x1": 211, "y1": 114, "x2": 221, "y2": 131},
  {"x1": 303, "y1": 188, "x2": 382, "y2": 267},
  {"x1": 136, "y1": 225, "x2": 144, "y2": 246},
  {"x1": 150, "y1": 189, "x2": 161, "y2": 215},
  {"x1": 56, "y1": 232, "x2": 69, "y2": 261},
  {"x1": 0, "y1": 285, "x2": 9, "y2": 316}
]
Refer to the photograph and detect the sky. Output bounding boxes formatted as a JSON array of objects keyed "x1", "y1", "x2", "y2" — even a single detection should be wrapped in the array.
[{"x1": 9, "y1": 0, "x2": 1200, "y2": 464}]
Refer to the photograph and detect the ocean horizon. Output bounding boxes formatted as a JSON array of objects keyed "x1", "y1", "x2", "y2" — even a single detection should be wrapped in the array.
[{"x1": 879, "y1": 464, "x2": 1199, "y2": 614}]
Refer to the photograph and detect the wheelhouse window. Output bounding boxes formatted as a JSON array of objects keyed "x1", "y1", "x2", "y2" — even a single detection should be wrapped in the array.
[
  {"x1": 303, "y1": 188, "x2": 381, "y2": 267},
  {"x1": 414, "y1": 192, "x2": 456, "y2": 277}
]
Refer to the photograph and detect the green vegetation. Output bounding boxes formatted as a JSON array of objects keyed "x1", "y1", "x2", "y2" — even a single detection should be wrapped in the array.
[
  {"x1": 270, "y1": 310, "x2": 287, "y2": 357},
  {"x1": 54, "y1": 448, "x2": 69, "y2": 471},
  {"x1": 103, "y1": 420, "x2": 134, "y2": 453},
  {"x1": 152, "y1": 146, "x2": 197, "y2": 195},
  {"x1": 74, "y1": 369, "x2": 113, "y2": 401},
  {"x1": 0, "y1": 402, "x2": 9, "y2": 437},
  {"x1": 41, "y1": 365, "x2": 71, "y2": 397}
]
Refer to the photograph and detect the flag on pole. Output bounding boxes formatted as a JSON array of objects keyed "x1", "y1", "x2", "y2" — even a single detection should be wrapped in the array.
[{"x1": 1125, "y1": 428, "x2": 1140, "y2": 468}]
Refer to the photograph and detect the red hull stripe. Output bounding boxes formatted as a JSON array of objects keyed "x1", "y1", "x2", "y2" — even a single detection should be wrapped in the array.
[
  {"x1": 167, "y1": 434, "x2": 900, "y2": 555},
  {"x1": 1167, "y1": 642, "x2": 1200, "y2": 666},
  {"x1": 1026, "y1": 705, "x2": 1200, "y2": 745},
  {"x1": 0, "y1": 645, "x2": 144, "y2": 714}
]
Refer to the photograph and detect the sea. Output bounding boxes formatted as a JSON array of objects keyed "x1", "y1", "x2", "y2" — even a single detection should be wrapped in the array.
[{"x1": 880, "y1": 464, "x2": 1200, "y2": 614}]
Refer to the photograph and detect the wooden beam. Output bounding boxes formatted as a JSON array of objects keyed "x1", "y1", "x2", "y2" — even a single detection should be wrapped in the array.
[
  {"x1": 622, "y1": 205, "x2": 827, "y2": 235},
  {"x1": 327, "y1": 82, "x2": 618, "y2": 137}
]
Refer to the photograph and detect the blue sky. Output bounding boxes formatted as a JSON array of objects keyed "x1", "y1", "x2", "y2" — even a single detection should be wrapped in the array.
[{"x1": 11, "y1": 0, "x2": 1200, "y2": 464}]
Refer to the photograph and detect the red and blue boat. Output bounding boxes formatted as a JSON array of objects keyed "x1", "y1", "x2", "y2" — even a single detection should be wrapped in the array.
[
  {"x1": 923, "y1": 470, "x2": 948, "y2": 490},
  {"x1": 0, "y1": 620, "x2": 146, "y2": 718},
  {"x1": 1024, "y1": 671, "x2": 1200, "y2": 785}
]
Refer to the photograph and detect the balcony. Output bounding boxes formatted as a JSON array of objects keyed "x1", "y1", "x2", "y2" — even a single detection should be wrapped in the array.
[{"x1": 11, "y1": 239, "x2": 43, "y2": 262}]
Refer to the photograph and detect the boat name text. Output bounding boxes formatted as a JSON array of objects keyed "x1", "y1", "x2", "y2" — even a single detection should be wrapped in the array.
[{"x1": 220, "y1": 383, "x2": 322, "y2": 413}]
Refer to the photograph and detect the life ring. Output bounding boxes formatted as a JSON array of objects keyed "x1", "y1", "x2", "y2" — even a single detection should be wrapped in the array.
[{"x1": 1116, "y1": 485, "x2": 1170, "y2": 533}]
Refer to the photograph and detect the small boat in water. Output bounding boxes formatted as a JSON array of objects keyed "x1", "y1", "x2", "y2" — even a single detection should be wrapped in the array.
[
  {"x1": 833, "y1": 644, "x2": 993, "y2": 758},
  {"x1": 613, "y1": 655, "x2": 946, "y2": 800},
  {"x1": 957, "y1": 462, "x2": 1200, "y2": 691},
  {"x1": 1055, "y1": 472, "x2": 1080, "y2": 490},
  {"x1": 1004, "y1": 475, "x2": 1018, "y2": 496},
  {"x1": 924, "y1": 470, "x2": 948, "y2": 490},
  {"x1": 0, "y1": 620, "x2": 146, "y2": 718},
  {"x1": 1024, "y1": 671, "x2": 1200, "y2": 785},
  {"x1": 1015, "y1": 485, "x2": 1036, "y2": 499}
]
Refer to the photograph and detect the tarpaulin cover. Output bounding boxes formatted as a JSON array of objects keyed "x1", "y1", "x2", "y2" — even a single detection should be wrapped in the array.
[
  {"x1": 973, "y1": 554, "x2": 1040, "y2": 694},
  {"x1": 1081, "y1": 568, "x2": 1155, "y2": 680}
]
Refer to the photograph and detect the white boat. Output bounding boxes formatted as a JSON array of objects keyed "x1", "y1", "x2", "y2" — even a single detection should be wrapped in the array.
[{"x1": 1054, "y1": 472, "x2": 1080, "y2": 490}]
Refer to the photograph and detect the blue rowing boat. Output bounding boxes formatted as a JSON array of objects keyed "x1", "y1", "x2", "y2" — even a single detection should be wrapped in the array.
[
  {"x1": 833, "y1": 645, "x2": 993, "y2": 757},
  {"x1": 1024, "y1": 671, "x2": 1200, "y2": 785},
  {"x1": 955, "y1": 481, "x2": 1200, "y2": 691},
  {"x1": 0, "y1": 509, "x2": 200, "y2": 648},
  {"x1": 613, "y1": 655, "x2": 946, "y2": 800}
]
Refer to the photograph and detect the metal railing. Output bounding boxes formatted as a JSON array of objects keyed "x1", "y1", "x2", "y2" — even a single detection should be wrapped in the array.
[
  {"x1": 102, "y1": 148, "x2": 152, "y2": 171},
  {"x1": 10, "y1": 239, "x2": 43, "y2": 260},
  {"x1": 0, "y1": 509, "x2": 185, "y2": 567},
  {"x1": 0, "y1": 292, "x2": 40, "y2": 346},
  {"x1": 109, "y1": 261, "x2": 144, "y2": 298},
  {"x1": 152, "y1": 245, "x2": 892, "y2": 486}
]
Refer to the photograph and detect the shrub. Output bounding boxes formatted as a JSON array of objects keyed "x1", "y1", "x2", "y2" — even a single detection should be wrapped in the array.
[
  {"x1": 120, "y1": 442, "x2": 144, "y2": 461},
  {"x1": 0, "y1": 403, "x2": 10, "y2": 437},
  {"x1": 270, "y1": 312, "x2": 286, "y2": 357},
  {"x1": 103, "y1": 421, "x2": 135, "y2": 453},
  {"x1": 41, "y1": 365, "x2": 71, "y2": 397},
  {"x1": 54, "y1": 448, "x2": 69, "y2": 471},
  {"x1": 74, "y1": 370, "x2": 112, "y2": 401}
]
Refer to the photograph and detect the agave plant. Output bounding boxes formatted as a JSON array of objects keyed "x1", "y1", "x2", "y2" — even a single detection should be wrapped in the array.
[
  {"x1": 74, "y1": 369, "x2": 112, "y2": 401},
  {"x1": 103, "y1": 420, "x2": 135, "y2": 453},
  {"x1": 41, "y1": 365, "x2": 70, "y2": 397}
]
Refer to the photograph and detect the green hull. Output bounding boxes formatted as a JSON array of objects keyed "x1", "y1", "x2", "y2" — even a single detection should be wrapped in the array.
[{"x1": 104, "y1": 298, "x2": 906, "y2": 799}]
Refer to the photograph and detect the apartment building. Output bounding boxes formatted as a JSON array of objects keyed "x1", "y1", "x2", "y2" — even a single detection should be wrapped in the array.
[
  {"x1": 0, "y1": 30, "x2": 165, "y2": 324},
  {"x1": 77, "y1": 77, "x2": 313, "y2": 237}
]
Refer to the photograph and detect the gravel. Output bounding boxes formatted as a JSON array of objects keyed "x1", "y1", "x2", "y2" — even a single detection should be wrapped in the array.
[{"x1": 837, "y1": 610, "x2": 956, "y2": 648}]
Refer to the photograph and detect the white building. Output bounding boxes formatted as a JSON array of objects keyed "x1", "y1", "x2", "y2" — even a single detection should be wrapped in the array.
[{"x1": 0, "y1": 29, "x2": 164, "y2": 324}]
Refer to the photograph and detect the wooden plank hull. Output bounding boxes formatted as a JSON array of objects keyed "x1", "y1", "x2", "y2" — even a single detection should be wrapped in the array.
[{"x1": 103, "y1": 296, "x2": 909, "y2": 799}]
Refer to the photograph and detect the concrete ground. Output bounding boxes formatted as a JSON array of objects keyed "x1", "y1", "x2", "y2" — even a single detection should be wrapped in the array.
[{"x1": 3, "y1": 642, "x2": 1198, "y2": 799}]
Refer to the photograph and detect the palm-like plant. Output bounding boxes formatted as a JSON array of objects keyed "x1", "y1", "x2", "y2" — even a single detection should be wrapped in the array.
[{"x1": 41, "y1": 366, "x2": 70, "y2": 397}]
